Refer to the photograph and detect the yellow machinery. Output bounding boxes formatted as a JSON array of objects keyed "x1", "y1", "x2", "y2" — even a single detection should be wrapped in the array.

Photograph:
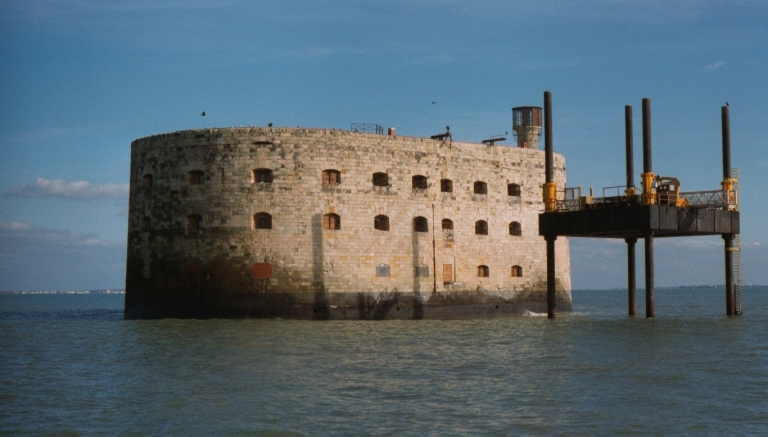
[{"x1": 655, "y1": 176, "x2": 689, "y2": 207}]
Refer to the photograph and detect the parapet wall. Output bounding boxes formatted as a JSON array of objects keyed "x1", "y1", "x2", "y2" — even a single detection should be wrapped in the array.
[{"x1": 125, "y1": 127, "x2": 571, "y2": 318}]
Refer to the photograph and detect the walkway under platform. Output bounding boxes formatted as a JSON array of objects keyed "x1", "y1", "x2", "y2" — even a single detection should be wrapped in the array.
[{"x1": 540, "y1": 204, "x2": 739, "y2": 239}]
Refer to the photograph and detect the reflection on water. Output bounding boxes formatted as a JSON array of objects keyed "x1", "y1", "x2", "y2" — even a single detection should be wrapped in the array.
[{"x1": 1, "y1": 288, "x2": 767, "y2": 435}]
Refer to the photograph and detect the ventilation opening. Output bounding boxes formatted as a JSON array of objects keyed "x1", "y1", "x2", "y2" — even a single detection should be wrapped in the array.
[
  {"x1": 477, "y1": 265, "x2": 489, "y2": 277},
  {"x1": 475, "y1": 220, "x2": 488, "y2": 235},
  {"x1": 323, "y1": 213, "x2": 340, "y2": 230},
  {"x1": 254, "y1": 212, "x2": 272, "y2": 229},
  {"x1": 440, "y1": 179, "x2": 453, "y2": 193},
  {"x1": 186, "y1": 214, "x2": 202, "y2": 234},
  {"x1": 253, "y1": 168, "x2": 273, "y2": 183},
  {"x1": 412, "y1": 175, "x2": 428, "y2": 191},
  {"x1": 374, "y1": 215, "x2": 390, "y2": 231},
  {"x1": 322, "y1": 169, "x2": 341, "y2": 186},
  {"x1": 474, "y1": 181, "x2": 487, "y2": 195},
  {"x1": 188, "y1": 170, "x2": 204, "y2": 185},
  {"x1": 373, "y1": 172, "x2": 389, "y2": 187},
  {"x1": 413, "y1": 216, "x2": 428, "y2": 232}
]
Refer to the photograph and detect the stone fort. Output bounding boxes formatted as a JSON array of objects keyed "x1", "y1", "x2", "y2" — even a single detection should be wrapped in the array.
[{"x1": 125, "y1": 110, "x2": 571, "y2": 319}]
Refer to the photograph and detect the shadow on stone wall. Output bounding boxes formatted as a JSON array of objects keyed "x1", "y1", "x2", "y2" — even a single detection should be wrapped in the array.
[
  {"x1": 412, "y1": 224, "x2": 420, "y2": 294},
  {"x1": 311, "y1": 213, "x2": 330, "y2": 319}
]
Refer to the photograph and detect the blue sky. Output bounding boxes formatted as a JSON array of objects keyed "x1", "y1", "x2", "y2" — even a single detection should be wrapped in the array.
[{"x1": 1, "y1": 0, "x2": 766, "y2": 290}]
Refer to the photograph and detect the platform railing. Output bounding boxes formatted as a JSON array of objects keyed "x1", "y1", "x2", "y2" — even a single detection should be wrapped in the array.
[
  {"x1": 552, "y1": 185, "x2": 734, "y2": 212},
  {"x1": 350, "y1": 123, "x2": 385, "y2": 135},
  {"x1": 679, "y1": 189, "x2": 727, "y2": 209}
]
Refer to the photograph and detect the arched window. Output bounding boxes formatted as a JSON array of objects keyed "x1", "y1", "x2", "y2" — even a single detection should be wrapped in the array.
[
  {"x1": 374, "y1": 215, "x2": 390, "y2": 231},
  {"x1": 322, "y1": 169, "x2": 341, "y2": 186},
  {"x1": 508, "y1": 183, "x2": 521, "y2": 197},
  {"x1": 413, "y1": 216, "x2": 428, "y2": 232},
  {"x1": 442, "y1": 219, "x2": 454, "y2": 230},
  {"x1": 477, "y1": 265, "x2": 489, "y2": 277},
  {"x1": 509, "y1": 221, "x2": 522, "y2": 236},
  {"x1": 253, "y1": 168, "x2": 273, "y2": 183},
  {"x1": 511, "y1": 265, "x2": 523, "y2": 277},
  {"x1": 143, "y1": 174, "x2": 153, "y2": 187},
  {"x1": 189, "y1": 170, "x2": 204, "y2": 185},
  {"x1": 474, "y1": 181, "x2": 487, "y2": 195},
  {"x1": 323, "y1": 213, "x2": 340, "y2": 230},
  {"x1": 372, "y1": 172, "x2": 389, "y2": 187},
  {"x1": 412, "y1": 175, "x2": 428, "y2": 190},
  {"x1": 440, "y1": 179, "x2": 453, "y2": 193},
  {"x1": 254, "y1": 212, "x2": 272, "y2": 229},
  {"x1": 186, "y1": 214, "x2": 202, "y2": 234},
  {"x1": 475, "y1": 220, "x2": 488, "y2": 235}
]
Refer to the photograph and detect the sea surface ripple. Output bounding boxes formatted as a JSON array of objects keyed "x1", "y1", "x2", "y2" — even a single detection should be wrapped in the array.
[{"x1": 1, "y1": 287, "x2": 767, "y2": 435}]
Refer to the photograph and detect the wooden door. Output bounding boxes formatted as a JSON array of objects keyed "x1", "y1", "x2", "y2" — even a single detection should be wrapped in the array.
[{"x1": 442, "y1": 264, "x2": 453, "y2": 283}]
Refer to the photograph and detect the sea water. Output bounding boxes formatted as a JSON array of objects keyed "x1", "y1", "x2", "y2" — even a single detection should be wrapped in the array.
[{"x1": 1, "y1": 287, "x2": 767, "y2": 435}]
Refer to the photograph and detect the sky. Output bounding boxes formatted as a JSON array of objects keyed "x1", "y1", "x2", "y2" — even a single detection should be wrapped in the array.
[{"x1": 1, "y1": 0, "x2": 767, "y2": 290}]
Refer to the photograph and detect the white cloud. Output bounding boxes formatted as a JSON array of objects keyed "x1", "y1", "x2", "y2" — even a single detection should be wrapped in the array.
[
  {"x1": 0, "y1": 221, "x2": 31, "y2": 231},
  {"x1": 6, "y1": 178, "x2": 129, "y2": 199},
  {"x1": 704, "y1": 60, "x2": 727, "y2": 71},
  {"x1": 0, "y1": 220, "x2": 121, "y2": 250}
]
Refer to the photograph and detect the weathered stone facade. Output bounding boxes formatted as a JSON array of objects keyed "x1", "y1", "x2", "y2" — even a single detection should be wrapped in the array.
[{"x1": 125, "y1": 127, "x2": 571, "y2": 319}]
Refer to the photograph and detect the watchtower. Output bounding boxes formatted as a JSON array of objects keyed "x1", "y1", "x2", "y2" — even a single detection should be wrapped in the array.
[{"x1": 513, "y1": 106, "x2": 542, "y2": 149}]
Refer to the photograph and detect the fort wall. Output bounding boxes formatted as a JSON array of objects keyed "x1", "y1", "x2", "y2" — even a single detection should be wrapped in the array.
[{"x1": 125, "y1": 127, "x2": 571, "y2": 318}]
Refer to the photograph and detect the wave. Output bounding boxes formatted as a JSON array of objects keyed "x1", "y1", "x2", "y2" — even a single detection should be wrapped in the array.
[{"x1": 522, "y1": 310, "x2": 547, "y2": 317}]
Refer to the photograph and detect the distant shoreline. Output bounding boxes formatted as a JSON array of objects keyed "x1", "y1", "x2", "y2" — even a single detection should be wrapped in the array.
[
  {"x1": 1, "y1": 285, "x2": 765, "y2": 295},
  {"x1": 574, "y1": 284, "x2": 767, "y2": 292},
  {"x1": 0, "y1": 289, "x2": 125, "y2": 295}
]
